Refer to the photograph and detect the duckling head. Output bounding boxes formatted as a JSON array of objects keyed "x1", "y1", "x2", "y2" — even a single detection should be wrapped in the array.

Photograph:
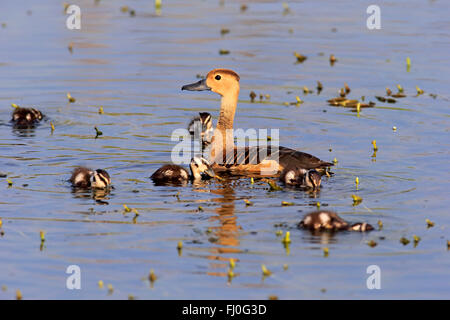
[
  {"x1": 91, "y1": 169, "x2": 111, "y2": 189},
  {"x1": 304, "y1": 169, "x2": 321, "y2": 190},
  {"x1": 190, "y1": 157, "x2": 215, "y2": 180},
  {"x1": 182, "y1": 69, "x2": 240, "y2": 97}
]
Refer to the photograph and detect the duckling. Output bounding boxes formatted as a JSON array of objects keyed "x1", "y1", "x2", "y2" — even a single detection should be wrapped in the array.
[
  {"x1": 70, "y1": 167, "x2": 111, "y2": 189},
  {"x1": 187, "y1": 112, "x2": 213, "y2": 147},
  {"x1": 151, "y1": 157, "x2": 215, "y2": 184},
  {"x1": 280, "y1": 167, "x2": 321, "y2": 189},
  {"x1": 11, "y1": 107, "x2": 43, "y2": 127},
  {"x1": 298, "y1": 210, "x2": 374, "y2": 232}
]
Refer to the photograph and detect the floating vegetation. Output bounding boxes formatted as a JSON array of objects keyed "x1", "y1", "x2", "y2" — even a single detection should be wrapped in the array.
[
  {"x1": 332, "y1": 157, "x2": 338, "y2": 164},
  {"x1": 227, "y1": 268, "x2": 235, "y2": 282},
  {"x1": 323, "y1": 247, "x2": 329, "y2": 257},
  {"x1": 396, "y1": 84, "x2": 404, "y2": 93},
  {"x1": 249, "y1": 91, "x2": 256, "y2": 103},
  {"x1": 316, "y1": 202, "x2": 321, "y2": 208},
  {"x1": 229, "y1": 259, "x2": 236, "y2": 270},
  {"x1": 275, "y1": 230, "x2": 283, "y2": 237},
  {"x1": 447, "y1": 240, "x2": 450, "y2": 250},
  {"x1": 267, "y1": 180, "x2": 283, "y2": 191},
  {"x1": 0, "y1": 218, "x2": 2, "y2": 228},
  {"x1": 339, "y1": 88, "x2": 346, "y2": 98},
  {"x1": 67, "y1": 93, "x2": 76, "y2": 103},
  {"x1": 40, "y1": 230, "x2": 46, "y2": 243},
  {"x1": 406, "y1": 57, "x2": 411, "y2": 72},
  {"x1": 177, "y1": 241, "x2": 183, "y2": 256},
  {"x1": 98, "y1": 106, "x2": 104, "y2": 114},
  {"x1": 281, "y1": 201, "x2": 294, "y2": 206},
  {"x1": 219, "y1": 49, "x2": 230, "y2": 55},
  {"x1": 261, "y1": 265, "x2": 272, "y2": 277},
  {"x1": 220, "y1": 28, "x2": 230, "y2": 36},
  {"x1": 416, "y1": 86, "x2": 424, "y2": 95},
  {"x1": 16, "y1": 289, "x2": 22, "y2": 300},
  {"x1": 68, "y1": 42, "x2": 73, "y2": 54},
  {"x1": 344, "y1": 83, "x2": 351, "y2": 94},
  {"x1": 303, "y1": 86, "x2": 313, "y2": 94},
  {"x1": 316, "y1": 81, "x2": 323, "y2": 94},
  {"x1": 240, "y1": 4, "x2": 248, "y2": 12},
  {"x1": 400, "y1": 237, "x2": 410, "y2": 246},
  {"x1": 123, "y1": 204, "x2": 132, "y2": 213},
  {"x1": 94, "y1": 127, "x2": 103, "y2": 139},
  {"x1": 155, "y1": 0, "x2": 162, "y2": 10},
  {"x1": 283, "y1": 264, "x2": 288, "y2": 271},
  {"x1": 327, "y1": 97, "x2": 375, "y2": 109},
  {"x1": 6, "y1": 178, "x2": 13, "y2": 186},
  {"x1": 149, "y1": 269, "x2": 157, "y2": 284},
  {"x1": 281, "y1": 231, "x2": 291, "y2": 244},
  {"x1": 294, "y1": 52, "x2": 307, "y2": 63},
  {"x1": 107, "y1": 284, "x2": 114, "y2": 294},
  {"x1": 413, "y1": 235, "x2": 421, "y2": 247},
  {"x1": 425, "y1": 219, "x2": 434, "y2": 228},
  {"x1": 50, "y1": 122, "x2": 55, "y2": 133},
  {"x1": 392, "y1": 126, "x2": 397, "y2": 131},
  {"x1": 244, "y1": 199, "x2": 253, "y2": 206},
  {"x1": 98, "y1": 280, "x2": 104, "y2": 289},
  {"x1": 367, "y1": 240, "x2": 377, "y2": 248},
  {"x1": 352, "y1": 194, "x2": 362, "y2": 206},
  {"x1": 355, "y1": 177, "x2": 359, "y2": 187},
  {"x1": 372, "y1": 140, "x2": 378, "y2": 151},
  {"x1": 198, "y1": 206, "x2": 204, "y2": 212},
  {"x1": 282, "y1": 2, "x2": 291, "y2": 15},
  {"x1": 120, "y1": 6, "x2": 129, "y2": 13},
  {"x1": 11, "y1": 103, "x2": 19, "y2": 109},
  {"x1": 329, "y1": 54, "x2": 337, "y2": 66},
  {"x1": 375, "y1": 96, "x2": 397, "y2": 103},
  {"x1": 386, "y1": 88, "x2": 392, "y2": 96},
  {"x1": 377, "y1": 220, "x2": 383, "y2": 230}
]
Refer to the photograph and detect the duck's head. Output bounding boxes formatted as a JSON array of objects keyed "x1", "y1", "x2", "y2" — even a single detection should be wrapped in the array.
[
  {"x1": 182, "y1": 69, "x2": 240, "y2": 97},
  {"x1": 91, "y1": 169, "x2": 111, "y2": 189},
  {"x1": 190, "y1": 157, "x2": 215, "y2": 180}
]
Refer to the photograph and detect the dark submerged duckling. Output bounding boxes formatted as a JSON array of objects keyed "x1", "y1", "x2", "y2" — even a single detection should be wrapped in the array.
[
  {"x1": 70, "y1": 167, "x2": 111, "y2": 189},
  {"x1": 151, "y1": 157, "x2": 215, "y2": 184},
  {"x1": 188, "y1": 112, "x2": 213, "y2": 148},
  {"x1": 11, "y1": 107, "x2": 43, "y2": 127},
  {"x1": 280, "y1": 167, "x2": 321, "y2": 189},
  {"x1": 298, "y1": 210, "x2": 374, "y2": 232}
]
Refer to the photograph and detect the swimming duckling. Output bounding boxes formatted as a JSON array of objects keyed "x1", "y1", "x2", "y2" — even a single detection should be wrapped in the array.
[
  {"x1": 151, "y1": 157, "x2": 215, "y2": 184},
  {"x1": 11, "y1": 107, "x2": 43, "y2": 127},
  {"x1": 70, "y1": 167, "x2": 111, "y2": 189},
  {"x1": 298, "y1": 211, "x2": 374, "y2": 232},
  {"x1": 187, "y1": 112, "x2": 213, "y2": 147},
  {"x1": 280, "y1": 167, "x2": 321, "y2": 189}
]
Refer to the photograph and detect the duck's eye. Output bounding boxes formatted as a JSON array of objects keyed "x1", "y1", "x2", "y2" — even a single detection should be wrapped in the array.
[{"x1": 215, "y1": 75, "x2": 221, "y2": 81}]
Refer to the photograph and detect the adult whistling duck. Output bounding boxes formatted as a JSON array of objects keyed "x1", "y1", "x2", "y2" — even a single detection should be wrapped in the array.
[{"x1": 182, "y1": 69, "x2": 332, "y2": 176}]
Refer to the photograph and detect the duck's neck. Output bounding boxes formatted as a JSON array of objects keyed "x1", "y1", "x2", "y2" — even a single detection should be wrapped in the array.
[{"x1": 210, "y1": 89, "x2": 239, "y2": 162}]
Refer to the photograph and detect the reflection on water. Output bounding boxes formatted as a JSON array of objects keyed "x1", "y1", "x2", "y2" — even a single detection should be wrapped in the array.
[{"x1": 0, "y1": 0, "x2": 449, "y2": 299}]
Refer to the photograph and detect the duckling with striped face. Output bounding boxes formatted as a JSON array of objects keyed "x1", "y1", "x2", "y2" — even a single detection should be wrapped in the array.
[
  {"x1": 298, "y1": 211, "x2": 374, "y2": 232},
  {"x1": 70, "y1": 167, "x2": 111, "y2": 189},
  {"x1": 151, "y1": 157, "x2": 215, "y2": 184},
  {"x1": 11, "y1": 107, "x2": 43, "y2": 127},
  {"x1": 188, "y1": 112, "x2": 213, "y2": 148},
  {"x1": 280, "y1": 167, "x2": 321, "y2": 190}
]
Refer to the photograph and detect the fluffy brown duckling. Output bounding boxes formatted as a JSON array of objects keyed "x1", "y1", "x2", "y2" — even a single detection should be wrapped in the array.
[
  {"x1": 188, "y1": 112, "x2": 213, "y2": 147},
  {"x1": 298, "y1": 210, "x2": 374, "y2": 232},
  {"x1": 280, "y1": 167, "x2": 321, "y2": 190},
  {"x1": 151, "y1": 157, "x2": 215, "y2": 184},
  {"x1": 11, "y1": 107, "x2": 43, "y2": 126},
  {"x1": 70, "y1": 167, "x2": 111, "y2": 189}
]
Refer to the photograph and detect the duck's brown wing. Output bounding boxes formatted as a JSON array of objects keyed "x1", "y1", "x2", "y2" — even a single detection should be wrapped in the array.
[
  {"x1": 276, "y1": 146, "x2": 333, "y2": 170},
  {"x1": 217, "y1": 146, "x2": 331, "y2": 171}
]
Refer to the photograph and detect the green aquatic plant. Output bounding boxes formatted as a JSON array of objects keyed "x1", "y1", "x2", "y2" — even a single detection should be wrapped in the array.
[
  {"x1": 425, "y1": 219, "x2": 434, "y2": 228},
  {"x1": 367, "y1": 240, "x2": 377, "y2": 247},
  {"x1": 98, "y1": 280, "x2": 104, "y2": 289},
  {"x1": 352, "y1": 195, "x2": 362, "y2": 206},
  {"x1": 323, "y1": 247, "x2": 329, "y2": 257},
  {"x1": 282, "y1": 231, "x2": 291, "y2": 244},
  {"x1": 400, "y1": 237, "x2": 410, "y2": 246},
  {"x1": 281, "y1": 201, "x2": 294, "y2": 206},
  {"x1": 261, "y1": 265, "x2": 272, "y2": 276},
  {"x1": 94, "y1": 127, "x2": 103, "y2": 139},
  {"x1": 267, "y1": 180, "x2": 283, "y2": 191},
  {"x1": 294, "y1": 52, "x2": 307, "y2": 63},
  {"x1": 67, "y1": 93, "x2": 76, "y2": 103},
  {"x1": 219, "y1": 49, "x2": 230, "y2": 55},
  {"x1": 244, "y1": 199, "x2": 253, "y2": 206}
]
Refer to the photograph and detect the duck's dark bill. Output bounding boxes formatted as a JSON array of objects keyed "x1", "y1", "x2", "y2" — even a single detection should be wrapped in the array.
[{"x1": 181, "y1": 79, "x2": 211, "y2": 91}]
